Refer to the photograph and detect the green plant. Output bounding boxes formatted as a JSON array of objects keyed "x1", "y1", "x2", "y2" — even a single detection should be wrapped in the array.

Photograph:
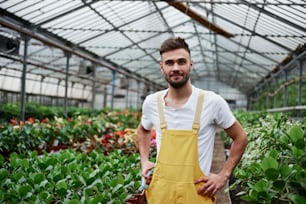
[
  {"x1": 232, "y1": 113, "x2": 306, "y2": 203},
  {"x1": 0, "y1": 108, "x2": 141, "y2": 156},
  {"x1": 0, "y1": 149, "x2": 142, "y2": 203}
]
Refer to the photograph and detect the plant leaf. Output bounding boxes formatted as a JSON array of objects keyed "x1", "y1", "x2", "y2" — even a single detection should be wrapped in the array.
[
  {"x1": 273, "y1": 180, "x2": 286, "y2": 190},
  {"x1": 0, "y1": 169, "x2": 9, "y2": 181},
  {"x1": 265, "y1": 168, "x2": 279, "y2": 180},
  {"x1": 63, "y1": 199, "x2": 80, "y2": 204},
  {"x1": 18, "y1": 184, "x2": 32, "y2": 198},
  {"x1": 0, "y1": 155, "x2": 4, "y2": 166},
  {"x1": 280, "y1": 164, "x2": 291, "y2": 177},
  {"x1": 289, "y1": 194, "x2": 306, "y2": 204},
  {"x1": 33, "y1": 173, "x2": 45, "y2": 184},
  {"x1": 254, "y1": 179, "x2": 269, "y2": 192},
  {"x1": 289, "y1": 126, "x2": 304, "y2": 143},
  {"x1": 292, "y1": 146, "x2": 304, "y2": 159},
  {"x1": 261, "y1": 156, "x2": 278, "y2": 171},
  {"x1": 294, "y1": 138, "x2": 305, "y2": 150},
  {"x1": 268, "y1": 150, "x2": 279, "y2": 159}
]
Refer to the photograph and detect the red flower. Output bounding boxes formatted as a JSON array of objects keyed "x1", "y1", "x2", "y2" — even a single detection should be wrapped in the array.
[
  {"x1": 101, "y1": 139, "x2": 107, "y2": 144},
  {"x1": 114, "y1": 131, "x2": 127, "y2": 137},
  {"x1": 27, "y1": 117, "x2": 35, "y2": 124},
  {"x1": 41, "y1": 118, "x2": 49, "y2": 123},
  {"x1": 10, "y1": 119, "x2": 18, "y2": 126},
  {"x1": 105, "y1": 134, "x2": 112, "y2": 139}
]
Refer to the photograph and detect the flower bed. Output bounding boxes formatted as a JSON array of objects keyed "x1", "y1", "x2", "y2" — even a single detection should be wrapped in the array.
[{"x1": 0, "y1": 109, "x2": 141, "y2": 157}]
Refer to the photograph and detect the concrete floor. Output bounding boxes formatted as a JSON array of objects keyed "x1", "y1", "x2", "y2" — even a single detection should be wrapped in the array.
[{"x1": 210, "y1": 130, "x2": 232, "y2": 204}]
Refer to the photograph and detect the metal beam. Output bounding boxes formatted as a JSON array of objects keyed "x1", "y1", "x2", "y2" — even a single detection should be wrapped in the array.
[
  {"x1": 239, "y1": 0, "x2": 306, "y2": 33},
  {"x1": 0, "y1": 16, "x2": 163, "y2": 89},
  {"x1": 197, "y1": 4, "x2": 293, "y2": 52},
  {"x1": 163, "y1": 0, "x2": 234, "y2": 38}
]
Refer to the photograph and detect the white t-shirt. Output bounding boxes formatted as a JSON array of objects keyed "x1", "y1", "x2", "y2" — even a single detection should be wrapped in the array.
[{"x1": 141, "y1": 86, "x2": 236, "y2": 174}]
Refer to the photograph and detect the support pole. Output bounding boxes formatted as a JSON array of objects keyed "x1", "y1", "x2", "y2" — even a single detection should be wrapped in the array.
[
  {"x1": 273, "y1": 77, "x2": 277, "y2": 108},
  {"x1": 125, "y1": 78, "x2": 129, "y2": 109},
  {"x1": 297, "y1": 60, "x2": 303, "y2": 118},
  {"x1": 92, "y1": 64, "x2": 96, "y2": 110},
  {"x1": 103, "y1": 86, "x2": 107, "y2": 108},
  {"x1": 111, "y1": 70, "x2": 116, "y2": 110},
  {"x1": 20, "y1": 35, "x2": 29, "y2": 121},
  {"x1": 56, "y1": 80, "x2": 61, "y2": 106},
  {"x1": 297, "y1": 60, "x2": 303, "y2": 106},
  {"x1": 82, "y1": 84, "x2": 86, "y2": 108},
  {"x1": 137, "y1": 81, "x2": 140, "y2": 110},
  {"x1": 64, "y1": 52, "x2": 71, "y2": 117},
  {"x1": 40, "y1": 76, "x2": 45, "y2": 105},
  {"x1": 283, "y1": 70, "x2": 288, "y2": 107},
  {"x1": 265, "y1": 84, "x2": 269, "y2": 109}
]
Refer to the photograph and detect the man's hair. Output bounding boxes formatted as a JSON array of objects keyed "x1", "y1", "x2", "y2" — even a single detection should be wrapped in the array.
[{"x1": 159, "y1": 37, "x2": 190, "y2": 56}]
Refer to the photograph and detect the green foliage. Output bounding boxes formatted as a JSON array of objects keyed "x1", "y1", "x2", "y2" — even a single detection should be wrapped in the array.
[
  {"x1": 0, "y1": 102, "x2": 97, "y2": 122},
  {"x1": 0, "y1": 108, "x2": 140, "y2": 156},
  {"x1": 250, "y1": 79, "x2": 306, "y2": 117},
  {"x1": 0, "y1": 106, "x2": 146, "y2": 203},
  {"x1": 232, "y1": 112, "x2": 306, "y2": 203},
  {"x1": 0, "y1": 149, "x2": 141, "y2": 203}
]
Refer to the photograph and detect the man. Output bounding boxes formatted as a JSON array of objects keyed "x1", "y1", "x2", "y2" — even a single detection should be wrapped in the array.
[{"x1": 137, "y1": 37, "x2": 247, "y2": 203}]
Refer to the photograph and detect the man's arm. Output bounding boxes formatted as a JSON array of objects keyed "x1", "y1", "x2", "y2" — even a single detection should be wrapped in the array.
[
  {"x1": 136, "y1": 123, "x2": 155, "y2": 177},
  {"x1": 219, "y1": 120, "x2": 248, "y2": 181},
  {"x1": 195, "y1": 120, "x2": 248, "y2": 196}
]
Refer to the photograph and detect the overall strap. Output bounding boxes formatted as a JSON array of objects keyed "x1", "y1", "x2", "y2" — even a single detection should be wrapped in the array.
[
  {"x1": 192, "y1": 90, "x2": 205, "y2": 133},
  {"x1": 157, "y1": 91, "x2": 167, "y2": 131}
]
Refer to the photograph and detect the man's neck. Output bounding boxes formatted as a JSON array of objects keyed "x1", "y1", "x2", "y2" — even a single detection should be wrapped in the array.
[{"x1": 164, "y1": 82, "x2": 193, "y2": 108}]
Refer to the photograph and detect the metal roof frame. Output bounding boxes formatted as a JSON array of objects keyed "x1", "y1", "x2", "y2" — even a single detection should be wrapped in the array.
[{"x1": 0, "y1": 0, "x2": 305, "y2": 99}]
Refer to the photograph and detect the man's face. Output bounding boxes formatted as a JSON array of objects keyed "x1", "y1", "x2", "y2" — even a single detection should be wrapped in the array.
[{"x1": 160, "y1": 48, "x2": 193, "y2": 89}]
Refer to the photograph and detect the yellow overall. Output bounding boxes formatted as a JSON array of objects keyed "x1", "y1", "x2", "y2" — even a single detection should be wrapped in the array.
[{"x1": 146, "y1": 90, "x2": 216, "y2": 204}]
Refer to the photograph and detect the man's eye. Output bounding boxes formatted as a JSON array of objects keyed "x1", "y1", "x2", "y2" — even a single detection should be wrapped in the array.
[
  {"x1": 165, "y1": 61, "x2": 174, "y2": 66},
  {"x1": 177, "y1": 59, "x2": 187, "y2": 65}
]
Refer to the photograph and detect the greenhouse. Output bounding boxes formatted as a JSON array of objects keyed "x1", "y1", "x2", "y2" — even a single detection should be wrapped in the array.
[{"x1": 0, "y1": 0, "x2": 305, "y2": 204}]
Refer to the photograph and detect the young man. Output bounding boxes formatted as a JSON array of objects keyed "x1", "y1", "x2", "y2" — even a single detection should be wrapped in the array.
[{"x1": 137, "y1": 37, "x2": 248, "y2": 203}]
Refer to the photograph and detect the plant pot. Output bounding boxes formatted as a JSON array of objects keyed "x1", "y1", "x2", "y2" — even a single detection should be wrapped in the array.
[{"x1": 126, "y1": 191, "x2": 146, "y2": 204}]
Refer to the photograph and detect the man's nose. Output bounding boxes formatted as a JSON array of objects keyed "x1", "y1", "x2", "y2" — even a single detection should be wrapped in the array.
[{"x1": 172, "y1": 62, "x2": 180, "y2": 70}]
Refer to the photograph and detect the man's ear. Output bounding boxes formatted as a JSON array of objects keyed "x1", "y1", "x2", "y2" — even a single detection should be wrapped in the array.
[{"x1": 160, "y1": 61, "x2": 163, "y2": 72}]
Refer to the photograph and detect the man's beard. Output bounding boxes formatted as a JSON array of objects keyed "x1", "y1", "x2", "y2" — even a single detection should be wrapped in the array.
[{"x1": 165, "y1": 70, "x2": 190, "y2": 89}]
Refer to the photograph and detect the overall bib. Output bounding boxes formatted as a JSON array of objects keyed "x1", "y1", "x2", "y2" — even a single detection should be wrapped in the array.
[{"x1": 146, "y1": 90, "x2": 216, "y2": 204}]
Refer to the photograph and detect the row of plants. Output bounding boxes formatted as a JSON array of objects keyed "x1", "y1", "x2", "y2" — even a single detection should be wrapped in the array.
[
  {"x1": 0, "y1": 102, "x2": 96, "y2": 122},
  {"x1": 0, "y1": 107, "x2": 156, "y2": 203},
  {"x1": 0, "y1": 102, "x2": 141, "y2": 123},
  {"x1": 0, "y1": 108, "x2": 140, "y2": 157},
  {"x1": 0, "y1": 149, "x2": 142, "y2": 203},
  {"x1": 229, "y1": 111, "x2": 306, "y2": 204}
]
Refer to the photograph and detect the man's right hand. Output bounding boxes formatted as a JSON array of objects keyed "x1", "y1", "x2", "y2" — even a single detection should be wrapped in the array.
[{"x1": 141, "y1": 160, "x2": 155, "y2": 178}]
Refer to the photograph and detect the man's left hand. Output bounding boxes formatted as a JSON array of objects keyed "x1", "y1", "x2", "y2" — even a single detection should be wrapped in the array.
[{"x1": 194, "y1": 173, "x2": 228, "y2": 197}]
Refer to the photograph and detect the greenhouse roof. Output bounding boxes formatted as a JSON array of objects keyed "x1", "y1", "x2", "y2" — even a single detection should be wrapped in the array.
[{"x1": 0, "y1": 0, "x2": 305, "y2": 96}]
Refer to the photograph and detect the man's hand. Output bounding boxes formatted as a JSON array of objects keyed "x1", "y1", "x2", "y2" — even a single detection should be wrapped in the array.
[
  {"x1": 194, "y1": 173, "x2": 228, "y2": 197},
  {"x1": 141, "y1": 160, "x2": 155, "y2": 178}
]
